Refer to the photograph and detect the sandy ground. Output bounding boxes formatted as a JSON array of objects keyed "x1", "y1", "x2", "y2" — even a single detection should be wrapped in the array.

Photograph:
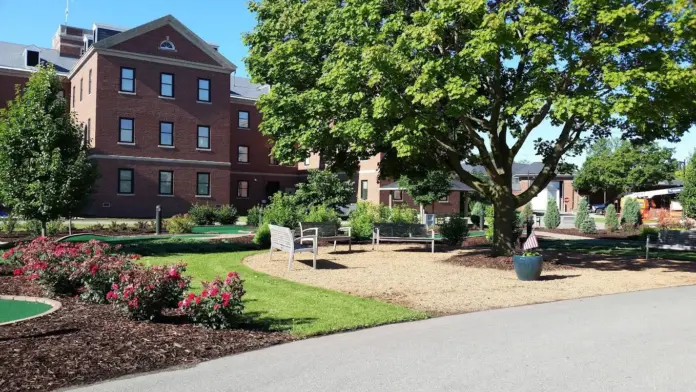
[{"x1": 245, "y1": 244, "x2": 696, "y2": 314}]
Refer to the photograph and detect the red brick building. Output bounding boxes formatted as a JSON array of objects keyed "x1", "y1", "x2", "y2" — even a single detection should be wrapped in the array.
[{"x1": 0, "y1": 15, "x2": 307, "y2": 218}]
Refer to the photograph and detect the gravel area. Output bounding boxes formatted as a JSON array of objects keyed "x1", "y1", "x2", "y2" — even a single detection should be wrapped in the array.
[{"x1": 245, "y1": 244, "x2": 696, "y2": 315}]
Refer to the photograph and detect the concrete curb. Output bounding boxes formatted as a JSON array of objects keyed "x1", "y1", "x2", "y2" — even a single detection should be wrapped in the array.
[{"x1": 0, "y1": 295, "x2": 62, "y2": 326}]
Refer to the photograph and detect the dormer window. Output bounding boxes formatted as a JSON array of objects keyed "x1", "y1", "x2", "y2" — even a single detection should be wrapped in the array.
[
  {"x1": 25, "y1": 49, "x2": 39, "y2": 67},
  {"x1": 159, "y1": 37, "x2": 176, "y2": 51}
]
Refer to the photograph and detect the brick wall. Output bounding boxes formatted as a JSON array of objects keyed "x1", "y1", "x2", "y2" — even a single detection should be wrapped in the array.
[
  {"x1": 69, "y1": 54, "x2": 98, "y2": 146},
  {"x1": 379, "y1": 188, "x2": 461, "y2": 215},
  {"x1": 0, "y1": 73, "x2": 29, "y2": 109}
]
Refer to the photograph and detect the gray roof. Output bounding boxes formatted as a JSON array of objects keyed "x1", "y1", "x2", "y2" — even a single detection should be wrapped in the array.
[
  {"x1": 380, "y1": 180, "x2": 474, "y2": 192},
  {"x1": 230, "y1": 75, "x2": 269, "y2": 100},
  {"x1": 461, "y1": 162, "x2": 573, "y2": 177},
  {"x1": 0, "y1": 41, "x2": 78, "y2": 75}
]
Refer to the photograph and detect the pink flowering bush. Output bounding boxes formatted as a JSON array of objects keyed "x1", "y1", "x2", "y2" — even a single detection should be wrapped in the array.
[
  {"x1": 107, "y1": 264, "x2": 190, "y2": 320},
  {"x1": 71, "y1": 245, "x2": 139, "y2": 304},
  {"x1": 179, "y1": 272, "x2": 245, "y2": 329}
]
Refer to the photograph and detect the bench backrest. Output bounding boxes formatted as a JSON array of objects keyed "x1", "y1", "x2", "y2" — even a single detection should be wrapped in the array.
[
  {"x1": 300, "y1": 222, "x2": 339, "y2": 237},
  {"x1": 269, "y1": 224, "x2": 295, "y2": 251},
  {"x1": 658, "y1": 229, "x2": 696, "y2": 245},
  {"x1": 374, "y1": 223, "x2": 429, "y2": 237}
]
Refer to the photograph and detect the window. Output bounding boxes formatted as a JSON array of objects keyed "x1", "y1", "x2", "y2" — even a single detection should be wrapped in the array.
[
  {"x1": 304, "y1": 157, "x2": 310, "y2": 166},
  {"x1": 88, "y1": 69, "x2": 92, "y2": 94},
  {"x1": 237, "y1": 180, "x2": 249, "y2": 198},
  {"x1": 196, "y1": 173, "x2": 210, "y2": 196},
  {"x1": 159, "y1": 171, "x2": 173, "y2": 195},
  {"x1": 197, "y1": 126, "x2": 210, "y2": 149},
  {"x1": 393, "y1": 190, "x2": 403, "y2": 201},
  {"x1": 238, "y1": 111, "x2": 249, "y2": 128},
  {"x1": 79, "y1": 78, "x2": 83, "y2": 101},
  {"x1": 120, "y1": 67, "x2": 135, "y2": 92},
  {"x1": 360, "y1": 180, "x2": 368, "y2": 200},
  {"x1": 238, "y1": 145, "x2": 249, "y2": 163},
  {"x1": 159, "y1": 40, "x2": 176, "y2": 51},
  {"x1": 439, "y1": 194, "x2": 449, "y2": 202},
  {"x1": 119, "y1": 118, "x2": 134, "y2": 143},
  {"x1": 85, "y1": 118, "x2": 91, "y2": 144},
  {"x1": 197, "y1": 78, "x2": 210, "y2": 102},
  {"x1": 118, "y1": 169, "x2": 134, "y2": 194},
  {"x1": 72, "y1": 86, "x2": 75, "y2": 106},
  {"x1": 160, "y1": 73, "x2": 174, "y2": 97},
  {"x1": 159, "y1": 122, "x2": 173, "y2": 146}
]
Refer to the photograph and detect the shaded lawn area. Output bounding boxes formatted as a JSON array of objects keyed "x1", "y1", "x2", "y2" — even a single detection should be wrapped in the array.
[
  {"x1": 135, "y1": 239, "x2": 426, "y2": 337},
  {"x1": 191, "y1": 225, "x2": 253, "y2": 235},
  {"x1": 540, "y1": 238, "x2": 696, "y2": 262},
  {"x1": 58, "y1": 233, "x2": 215, "y2": 243}
]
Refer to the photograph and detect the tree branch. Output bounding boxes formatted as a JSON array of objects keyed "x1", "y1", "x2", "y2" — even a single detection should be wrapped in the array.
[{"x1": 510, "y1": 99, "x2": 553, "y2": 159}]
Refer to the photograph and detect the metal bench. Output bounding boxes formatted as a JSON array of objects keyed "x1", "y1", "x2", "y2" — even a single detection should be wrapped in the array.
[
  {"x1": 372, "y1": 223, "x2": 436, "y2": 253},
  {"x1": 645, "y1": 229, "x2": 696, "y2": 260},
  {"x1": 269, "y1": 224, "x2": 318, "y2": 270},
  {"x1": 299, "y1": 222, "x2": 352, "y2": 251}
]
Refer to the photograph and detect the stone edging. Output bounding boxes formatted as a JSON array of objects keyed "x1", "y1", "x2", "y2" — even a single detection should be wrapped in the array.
[{"x1": 0, "y1": 295, "x2": 62, "y2": 326}]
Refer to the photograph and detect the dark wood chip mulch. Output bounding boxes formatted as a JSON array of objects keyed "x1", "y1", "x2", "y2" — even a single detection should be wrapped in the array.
[
  {"x1": 442, "y1": 249, "x2": 573, "y2": 271},
  {"x1": 535, "y1": 227, "x2": 642, "y2": 240},
  {"x1": 0, "y1": 276, "x2": 293, "y2": 392}
]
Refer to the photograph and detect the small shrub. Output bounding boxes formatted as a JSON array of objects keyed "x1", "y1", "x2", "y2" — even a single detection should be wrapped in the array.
[
  {"x1": 388, "y1": 205, "x2": 419, "y2": 224},
  {"x1": 470, "y1": 201, "x2": 485, "y2": 229},
  {"x1": 26, "y1": 220, "x2": 43, "y2": 236},
  {"x1": 253, "y1": 223, "x2": 271, "y2": 248},
  {"x1": 188, "y1": 203, "x2": 217, "y2": 225},
  {"x1": 46, "y1": 219, "x2": 66, "y2": 236},
  {"x1": 262, "y1": 192, "x2": 300, "y2": 227},
  {"x1": 440, "y1": 215, "x2": 469, "y2": 246},
  {"x1": 72, "y1": 242, "x2": 137, "y2": 304},
  {"x1": 484, "y1": 205, "x2": 494, "y2": 241},
  {"x1": 1, "y1": 214, "x2": 18, "y2": 234},
  {"x1": 575, "y1": 198, "x2": 589, "y2": 229},
  {"x1": 180, "y1": 272, "x2": 245, "y2": 329},
  {"x1": 543, "y1": 197, "x2": 561, "y2": 229},
  {"x1": 246, "y1": 205, "x2": 260, "y2": 227},
  {"x1": 639, "y1": 226, "x2": 659, "y2": 241},
  {"x1": 304, "y1": 204, "x2": 341, "y2": 226},
  {"x1": 167, "y1": 214, "x2": 195, "y2": 234},
  {"x1": 118, "y1": 222, "x2": 130, "y2": 232},
  {"x1": 8, "y1": 238, "x2": 81, "y2": 295},
  {"x1": 87, "y1": 223, "x2": 105, "y2": 232},
  {"x1": 107, "y1": 264, "x2": 190, "y2": 321},
  {"x1": 136, "y1": 221, "x2": 150, "y2": 232},
  {"x1": 605, "y1": 204, "x2": 619, "y2": 232},
  {"x1": 108, "y1": 221, "x2": 120, "y2": 232},
  {"x1": 579, "y1": 214, "x2": 597, "y2": 234},
  {"x1": 621, "y1": 198, "x2": 642, "y2": 230},
  {"x1": 518, "y1": 203, "x2": 534, "y2": 227},
  {"x1": 215, "y1": 204, "x2": 238, "y2": 225},
  {"x1": 348, "y1": 201, "x2": 389, "y2": 239}
]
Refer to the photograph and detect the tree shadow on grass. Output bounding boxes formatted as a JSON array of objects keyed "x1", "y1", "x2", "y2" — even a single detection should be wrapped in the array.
[
  {"x1": 240, "y1": 311, "x2": 317, "y2": 333},
  {"x1": 547, "y1": 251, "x2": 696, "y2": 273}
]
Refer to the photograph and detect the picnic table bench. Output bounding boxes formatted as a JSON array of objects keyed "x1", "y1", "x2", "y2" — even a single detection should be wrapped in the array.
[
  {"x1": 269, "y1": 224, "x2": 318, "y2": 270},
  {"x1": 372, "y1": 223, "x2": 436, "y2": 253},
  {"x1": 645, "y1": 229, "x2": 696, "y2": 260},
  {"x1": 299, "y1": 222, "x2": 352, "y2": 251}
]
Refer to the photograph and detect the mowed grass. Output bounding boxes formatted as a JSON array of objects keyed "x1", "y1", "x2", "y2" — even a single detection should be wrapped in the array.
[
  {"x1": 137, "y1": 239, "x2": 426, "y2": 337},
  {"x1": 540, "y1": 238, "x2": 696, "y2": 262}
]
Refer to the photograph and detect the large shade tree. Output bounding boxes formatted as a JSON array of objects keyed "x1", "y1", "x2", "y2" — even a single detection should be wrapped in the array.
[
  {"x1": 245, "y1": 0, "x2": 696, "y2": 254},
  {"x1": 0, "y1": 65, "x2": 98, "y2": 235},
  {"x1": 574, "y1": 139, "x2": 678, "y2": 195}
]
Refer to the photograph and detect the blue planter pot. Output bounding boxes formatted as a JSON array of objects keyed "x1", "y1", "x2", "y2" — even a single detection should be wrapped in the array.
[{"x1": 512, "y1": 255, "x2": 543, "y2": 281}]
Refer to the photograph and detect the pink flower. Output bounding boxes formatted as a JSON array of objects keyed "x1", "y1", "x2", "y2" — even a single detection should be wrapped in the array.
[
  {"x1": 222, "y1": 292, "x2": 231, "y2": 307},
  {"x1": 178, "y1": 282, "x2": 186, "y2": 289},
  {"x1": 194, "y1": 296, "x2": 201, "y2": 305},
  {"x1": 209, "y1": 287, "x2": 219, "y2": 297},
  {"x1": 213, "y1": 304, "x2": 220, "y2": 311},
  {"x1": 168, "y1": 267, "x2": 181, "y2": 279},
  {"x1": 111, "y1": 283, "x2": 119, "y2": 290},
  {"x1": 227, "y1": 271, "x2": 239, "y2": 279},
  {"x1": 201, "y1": 290, "x2": 209, "y2": 298},
  {"x1": 13, "y1": 268, "x2": 22, "y2": 276},
  {"x1": 224, "y1": 278, "x2": 231, "y2": 285},
  {"x1": 177, "y1": 300, "x2": 184, "y2": 308},
  {"x1": 89, "y1": 264, "x2": 99, "y2": 275},
  {"x1": 130, "y1": 254, "x2": 141, "y2": 260},
  {"x1": 188, "y1": 293, "x2": 195, "y2": 300}
]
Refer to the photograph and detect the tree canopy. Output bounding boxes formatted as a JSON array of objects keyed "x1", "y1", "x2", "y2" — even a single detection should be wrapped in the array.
[
  {"x1": 293, "y1": 169, "x2": 354, "y2": 210},
  {"x1": 680, "y1": 151, "x2": 696, "y2": 219},
  {"x1": 397, "y1": 170, "x2": 452, "y2": 207},
  {"x1": 0, "y1": 65, "x2": 97, "y2": 232},
  {"x1": 574, "y1": 139, "x2": 677, "y2": 194},
  {"x1": 246, "y1": 0, "x2": 696, "y2": 254}
]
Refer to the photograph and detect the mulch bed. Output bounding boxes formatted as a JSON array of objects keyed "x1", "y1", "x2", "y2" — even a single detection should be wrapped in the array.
[
  {"x1": 443, "y1": 250, "x2": 573, "y2": 271},
  {"x1": 535, "y1": 227, "x2": 642, "y2": 240},
  {"x1": 0, "y1": 276, "x2": 293, "y2": 392}
]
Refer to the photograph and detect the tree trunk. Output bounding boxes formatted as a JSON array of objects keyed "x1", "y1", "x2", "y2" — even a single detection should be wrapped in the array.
[
  {"x1": 41, "y1": 220, "x2": 47, "y2": 237},
  {"x1": 491, "y1": 189, "x2": 517, "y2": 256}
]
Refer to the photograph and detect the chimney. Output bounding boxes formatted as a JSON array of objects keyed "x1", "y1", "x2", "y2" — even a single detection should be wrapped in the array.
[{"x1": 52, "y1": 24, "x2": 90, "y2": 58}]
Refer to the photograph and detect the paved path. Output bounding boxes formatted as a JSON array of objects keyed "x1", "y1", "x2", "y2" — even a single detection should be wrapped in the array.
[{"x1": 72, "y1": 286, "x2": 696, "y2": 392}]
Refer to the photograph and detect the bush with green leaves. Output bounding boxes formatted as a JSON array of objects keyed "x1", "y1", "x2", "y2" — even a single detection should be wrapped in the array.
[
  {"x1": 518, "y1": 203, "x2": 534, "y2": 226},
  {"x1": 26, "y1": 220, "x2": 43, "y2": 236},
  {"x1": 469, "y1": 201, "x2": 486, "y2": 229},
  {"x1": 215, "y1": 204, "x2": 238, "y2": 225},
  {"x1": 349, "y1": 201, "x2": 390, "y2": 239},
  {"x1": 46, "y1": 219, "x2": 65, "y2": 236},
  {"x1": 246, "y1": 205, "x2": 261, "y2": 227},
  {"x1": 253, "y1": 223, "x2": 271, "y2": 248},
  {"x1": 166, "y1": 214, "x2": 195, "y2": 234},
  {"x1": 575, "y1": 198, "x2": 590, "y2": 229},
  {"x1": 262, "y1": 192, "x2": 301, "y2": 228},
  {"x1": 188, "y1": 203, "x2": 217, "y2": 225},
  {"x1": 621, "y1": 198, "x2": 642, "y2": 230},
  {"x1": 484, "y1": 205, "x2": 495, "y2": 242},
  {"x1": 388, "y1": 205, "x2": 419, "y2": 224},
  {"x1": 1, "y1": 214, "x2": 17, "y2": 234},
  {"x1": 605, "y1": 204, "x2": 619, "y2": 232},
  {"x1": 304, "y1": 204, "x2": 341, "y2": 225},
  {"x1": 293, "y1": 170, "x2": 354, "y2": 211},
  {"x1": 543, "y1": 197, "x2": 561, "y2": 229},
  {"x1": 440, "y1": 215, "x2": 469, "y2": 246},
  {"x1": 639, "y1": 226, "x2": 659, "y2": 241},
  {"x1": 579, "y1": 214, "x2": 597, "y2": 234}
]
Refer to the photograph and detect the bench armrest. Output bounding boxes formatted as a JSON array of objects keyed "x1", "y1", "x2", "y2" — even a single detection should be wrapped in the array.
[
  {"x1": 338, "y1": 226, "x2": 351, "y2": 237},
  {"x1": 301, "y1": 228, "x2": 318, "y2": 237},
  {"x1": 296, "y1": 235, "x2": 317, "y2": 245},
  {"x1": 430, "y1": 229, "x2": 435, "y2": 238}
]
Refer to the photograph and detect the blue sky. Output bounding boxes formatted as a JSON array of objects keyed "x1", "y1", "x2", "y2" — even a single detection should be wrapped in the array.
[{"x1": 0, "y1": 0, "x2": 693, "y2": 164}]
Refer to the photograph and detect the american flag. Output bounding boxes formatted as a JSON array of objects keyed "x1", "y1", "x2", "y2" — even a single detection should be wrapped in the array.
[{"x1": 523, "y1": 231, "x2": 539, "y2": 250}]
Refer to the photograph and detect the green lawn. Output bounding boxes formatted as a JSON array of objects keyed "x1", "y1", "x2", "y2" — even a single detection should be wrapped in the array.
[
  {"x1": 593, "y1": 216, "x2": 606, "y2": 223},
  {"x1": 191, "y1": 225, "x2": 253, "y2": 235},
  {"x1": 136, "y1": 239, "x2": 426, "y2": 337},
  {"x1": 0, "y1": 299, "x2": 53, "y2": 323}
]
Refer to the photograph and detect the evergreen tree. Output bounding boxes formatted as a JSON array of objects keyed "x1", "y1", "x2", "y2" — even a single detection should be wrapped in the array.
[
  {"x1": 621, "y1": 198, "x2": 642, "y2": 230},
  {"x1": 580, "y1": 214, "x2": 598, "y2": 234},
  {"x1": 605, "y1": 204, "x2": 619, "y2": 232},
  {"x1": 575, "y1": 198, "x2": 590, "y2": 229},
  {"x1": 0, "y1": 65, "x2": 97, "y2": 235},
  {"x1": 543, "y1": 197, "x2": 561, "y2": 229},
  {"x1": 680, "y1": 152, "x2": 696, "y2": 219}
]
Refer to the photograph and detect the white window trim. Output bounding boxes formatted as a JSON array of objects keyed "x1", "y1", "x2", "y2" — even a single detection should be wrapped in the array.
[
  {"x1": 117, "y1": 142, "x2": 136, "y2": 146},
  {"x1": 118, "y1": 91, "x2": 137, "y2": 96},
  {"x1": 158, "y1": 95, "x2": 175, "y2": 100},
  {"x1": 158, "y1": 145, "x2": 175, "y2": 149}
]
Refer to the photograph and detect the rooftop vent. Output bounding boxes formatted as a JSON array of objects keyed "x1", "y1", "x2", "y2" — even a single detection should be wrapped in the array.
[{"x1": 25, "y1": 48, "x2": 40, "y2": 67}]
